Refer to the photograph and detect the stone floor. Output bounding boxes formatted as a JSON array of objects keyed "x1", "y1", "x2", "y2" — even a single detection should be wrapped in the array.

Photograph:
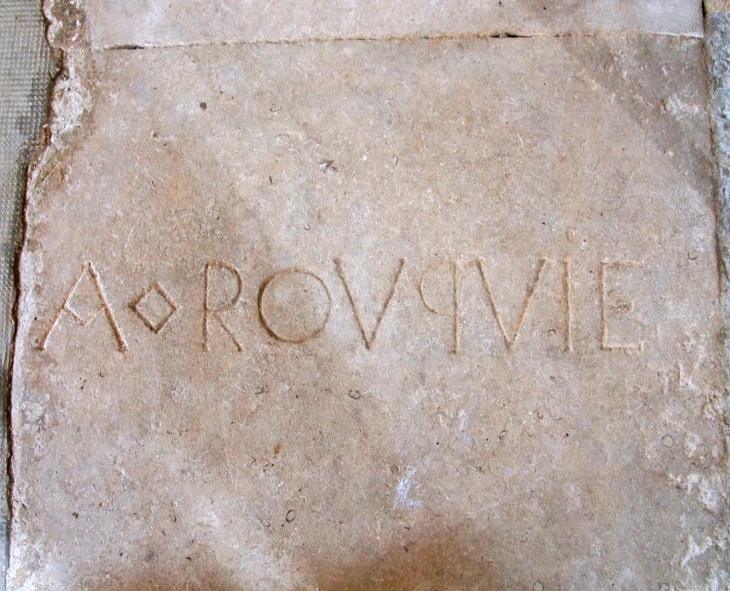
[{"x1": 4, "y1": 1, "x2": 730, "y2": 590}]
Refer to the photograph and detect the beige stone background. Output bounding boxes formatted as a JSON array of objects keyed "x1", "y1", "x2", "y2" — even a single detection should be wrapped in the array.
[{"x1": 1, "y1": 1, "x2": 730, "y2": 591}]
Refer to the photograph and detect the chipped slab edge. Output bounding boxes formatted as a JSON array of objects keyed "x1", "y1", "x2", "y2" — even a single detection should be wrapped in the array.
[
  {"x1": 0, "y1": 3, "x2": 54, "y2": 591},
  {"x1": 706, "y1": 12, "x2": 730, "y2": 580},
  {"x1": 5, "y1": 1, "x2": 83, "y2": 588}
]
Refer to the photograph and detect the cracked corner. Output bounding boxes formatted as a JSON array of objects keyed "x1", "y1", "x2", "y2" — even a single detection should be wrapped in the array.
[
  {"x1": 46, "y1": 49, "x2": 93, "y2": 153},
  {"x1": 43, "y1": 0, "x2": 89, "y2": 51},
  {"x1": 42, "y1": 0, "x2": 94, "y2": 152},
  {"x1": 28, "y1": 0, "x2": 96, "y2": 192}
]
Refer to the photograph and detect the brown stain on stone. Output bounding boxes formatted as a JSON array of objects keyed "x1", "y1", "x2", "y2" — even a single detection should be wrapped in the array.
[
  {"x1": 302, "y1": 520, "x2": 503, "y2": 591},
  {"x1": 85, "y1": 518, "x2": 504, "y2": 590}
]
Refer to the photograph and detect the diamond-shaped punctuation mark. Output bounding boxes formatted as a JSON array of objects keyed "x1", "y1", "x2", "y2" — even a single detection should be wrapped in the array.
[{"x1": 130, "y1": 282, "x2": 178, "y2": 334}]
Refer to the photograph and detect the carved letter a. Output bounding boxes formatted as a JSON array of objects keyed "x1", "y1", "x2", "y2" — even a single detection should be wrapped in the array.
[{"x1": 39, "y1": 262, "x2": 127, "y2": 352}]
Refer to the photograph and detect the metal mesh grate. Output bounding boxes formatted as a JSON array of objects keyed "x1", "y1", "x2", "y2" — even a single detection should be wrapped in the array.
[{"x1": 0, "y1": 0, "x2": 52, "y2": 584}]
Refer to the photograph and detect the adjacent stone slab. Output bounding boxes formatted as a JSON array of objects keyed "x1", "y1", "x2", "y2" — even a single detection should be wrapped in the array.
[
  {"x1": 9, "y1": 34, "x2": 728, "y2": 590},
  {"x1": 75, "y1": 0, "x2": 704, "y2": 49},
  {"x1": 706, "y1": 0, "x2": 730, "y2": 14}
]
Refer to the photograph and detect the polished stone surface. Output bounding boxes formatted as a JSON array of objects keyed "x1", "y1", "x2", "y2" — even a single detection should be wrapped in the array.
[{"x1": 7, "y1": 2, "x2": 728, "y2": 590}]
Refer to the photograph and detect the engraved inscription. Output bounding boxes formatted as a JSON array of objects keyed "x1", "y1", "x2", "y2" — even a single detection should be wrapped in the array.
[
  {"x1": 37, "y1": 256, "x2": 653, "y2": 356},
  {"x1": 419, "y1": 260, "x2": 461, "y2": 354},
  {"x1": 204, "y1": 261, "x2": 243, "y2": 352},
  {"x1": 600, "y1": 260, "x2": 644, "y2": 351},
  {"x1": 335, "y1": 258, "x2": 406, "y2": 350},
  {"x1": 40, "y1": 262, "x2": 127, "y2": 352},
  {"x1": 130, "y1": 282, "x2": 178, "y2": 333},
  {"x1": 473, "y1": 257, "x2": 549, "y2": 351},
  {"x1": 258, "y1": 268, "x2": 332, "y2": 344}
]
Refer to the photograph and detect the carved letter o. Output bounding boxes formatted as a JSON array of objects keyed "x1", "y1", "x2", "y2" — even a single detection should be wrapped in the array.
[{"x1": 258, "y1": 268, "x2": 332, "y2": 344}]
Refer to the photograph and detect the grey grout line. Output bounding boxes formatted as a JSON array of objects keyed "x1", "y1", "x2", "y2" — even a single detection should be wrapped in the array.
[{"x1": 96, "y1": 29, "x2": 704, "y2": 52}]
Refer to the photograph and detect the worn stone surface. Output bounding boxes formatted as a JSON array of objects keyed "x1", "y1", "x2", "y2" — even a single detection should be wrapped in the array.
[
  {"x1": 77, "y1": 0, "x2": 704, "y2": 48},
  {"x1": 7, "y1": 10, "x2": 730, "y2": 591}
]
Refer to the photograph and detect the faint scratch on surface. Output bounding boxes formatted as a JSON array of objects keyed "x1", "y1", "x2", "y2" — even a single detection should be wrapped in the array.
[
  {"x1": 681, "y1": 535, "x2": 713, "y2": 570},
  {"x1": 394, "y1": 466, "x2": 415, "y2": 509}
]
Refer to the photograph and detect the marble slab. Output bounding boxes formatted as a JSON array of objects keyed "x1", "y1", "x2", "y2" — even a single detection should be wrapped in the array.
[
  {"x1": 8, "y1": 27, "x2": 728, "y2": 591},
  {"x1": 64, "y1": 0, "x2": 705, "y2": 49}
]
